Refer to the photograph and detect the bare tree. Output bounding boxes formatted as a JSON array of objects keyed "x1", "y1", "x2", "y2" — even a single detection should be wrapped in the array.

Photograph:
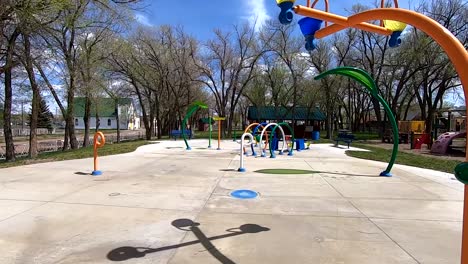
[{"x1": 193, "y1": 23, "x2": 267, "y2": 136}]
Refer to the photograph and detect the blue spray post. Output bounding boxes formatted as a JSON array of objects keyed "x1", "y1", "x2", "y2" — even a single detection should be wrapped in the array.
[
  {"x1": 277, "y1": 0, "x2": 296, "y2": 25},
  {"x1": 383, "y1": 20, "x2": 407, "y2": 48},
  {"x1": 298, "y1": 17, "x2": 323, "y2": 51}
]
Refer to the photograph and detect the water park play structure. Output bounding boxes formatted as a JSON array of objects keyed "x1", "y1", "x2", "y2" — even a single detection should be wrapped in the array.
[
  {"x1": 213, "y1": 116, "x2": 226, "y2": 150},
  {"x1": 315, "y1": 67, "x2": 398, "y2": 177},
  {"x1": 431, "y1": 132, "x2": 467, "y2": 155},
  {"x1": 181, "y1": 101, "x2": 208, "y2": 150},
  {"x1": 238, "y1": 122, "x2": 295, "y2": 172},
  {"x1": 92, "y1": 131, "x2": 105, "y2": 176},
  {"x1": 180, "y1": 101, "x2": 226, "y2": 151},
  {"x1": 275, "y1": 0, "x2": 468, "y2": 262}
]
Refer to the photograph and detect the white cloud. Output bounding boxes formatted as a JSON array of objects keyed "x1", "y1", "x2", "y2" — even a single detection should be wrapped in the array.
[
  {"x1": 135, "y1": 13, "x2": 152, "y2": 26},
  {"x1": 242, "y1": 0, "x2": 271, "y2": 31}
]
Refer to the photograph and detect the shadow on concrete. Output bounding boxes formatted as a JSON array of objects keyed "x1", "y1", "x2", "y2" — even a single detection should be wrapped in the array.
[
  {"x1": 319, "y1": 171, "x2": 378, "y2": 177},
  {"x1": 253, "y1": 168, "x2": 376, "y2": 177},
  {"x1": 219, "y1": 169, "x2": 237, "y2": 172},
  {"x1": 74, "y1": 172, "x2": 90, "y2": 175},
  {"x1": 106, "y1": 218, "x2": 270, "y2": 263}
]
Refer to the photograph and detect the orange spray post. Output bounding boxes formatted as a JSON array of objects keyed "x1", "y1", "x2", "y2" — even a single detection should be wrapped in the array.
[
  {"x1": 92, "y1": 131, "x2": 106, "y2": 176},
  {"x1": 213, "y1": 116, "x2": 225, "y2": 150}
]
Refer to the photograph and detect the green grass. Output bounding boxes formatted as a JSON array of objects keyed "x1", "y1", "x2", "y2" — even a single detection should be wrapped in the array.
[
  {"x1": 255, "y1": 169, "x2": 319, "y2": 174},
  {"x1": 0, "y1": 140, "x2": 152, "y2": 169},
  {"x1": 349, "y1": 132, "x2": 380, "y2": 140},
  {"x1": 346, "y1": 143, "x2": 461, "y2": 173},
  {"x1": 311, "y1": 138, "x2": 334, "y2": 144}
]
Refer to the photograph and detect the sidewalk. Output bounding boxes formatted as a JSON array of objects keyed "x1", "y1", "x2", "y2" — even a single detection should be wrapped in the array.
[{"x1": 0, "y1": 140, "x2": 462, "y2": 263}]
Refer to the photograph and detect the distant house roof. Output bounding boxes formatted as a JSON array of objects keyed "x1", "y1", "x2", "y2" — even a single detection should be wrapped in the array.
[
  {"x1": 73, "y1": 97, "x2": 132, "y2": 117},
  {"x1": 248, "y1": 106, "x2": 326, "y2": 121}
]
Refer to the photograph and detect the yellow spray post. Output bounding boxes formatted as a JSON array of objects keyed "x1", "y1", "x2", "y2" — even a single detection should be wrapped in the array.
[
  {"x1": 213, "y1": 116, "x2": 225, "y2": 150},
  {"x1": 92, "y1": 131, "x2": 106, "y2": 176}
]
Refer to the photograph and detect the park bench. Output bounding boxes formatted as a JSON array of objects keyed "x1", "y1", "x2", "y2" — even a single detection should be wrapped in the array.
[
  {"x1": 170, "y1": 130, "x2": 193, "y2": 140},
  {"x1": 334, "y1": 132, "x2": 355, "y2": 148}
]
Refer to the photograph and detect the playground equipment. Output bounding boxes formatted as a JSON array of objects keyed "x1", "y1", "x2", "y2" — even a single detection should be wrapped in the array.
[
  {"x1": 92, "y1": 131, "x2": 105, "y2": 176},
  {"x1": 213, "y1": 116, "x2": 226, "y2": 150},
  {"x1": 182, "y1": 101, "x2": 208, "y2": 150},
  {"x1": 238, "y1": 132, "x2": 255, "y2": 172},
  {"x1": 258, "y1": 123, "x2": 289, "y2": 158},
  {"x1": 387, "y1": 120, "x2": 425, "y2": 144},
  {"x1": 278, "y1": 0, "x2": 406, "y2": 50},
  {"x1": 238, "y1": 123, "x2": 296, "y2": 171},
  {"x1": 244, "y1": 123, "x2": 269, "y2": 156},
  {"x1": 411, "y1": 132, "x2": 431, "y2": 150},
  {"x1": 431, "y1": 132, "x2": 467, "y2": 155},
  {"x1": 315, "y1": 67, "x2": 398, "y2": 177},
  {"x1": 276, "y1": 1, "x2": 468, "y2": 262},
  {"x1": 267, "y1": 122, "x2": 296, "y2": 157},
  {"x1": 208, "y1": 115, "x2": 213, "y2": 149},
  {"x1": 258, "y1": 123, "x2": 294, "y2": 159}
]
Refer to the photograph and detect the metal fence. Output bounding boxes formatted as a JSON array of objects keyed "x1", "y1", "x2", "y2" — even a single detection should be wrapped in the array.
[{"x1": 0, "y1": 131, "x2": 145, "y2": 160}]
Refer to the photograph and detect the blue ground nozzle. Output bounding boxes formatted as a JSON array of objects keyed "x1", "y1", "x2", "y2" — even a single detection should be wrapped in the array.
[{"x1": 379, "y1": 170, "x2": 392, "y2": 177}]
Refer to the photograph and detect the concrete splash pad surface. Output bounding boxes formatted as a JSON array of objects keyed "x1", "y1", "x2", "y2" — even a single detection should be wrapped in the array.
[{"x1": 0, "y1": 139, "x2": 463, "y2": 263}]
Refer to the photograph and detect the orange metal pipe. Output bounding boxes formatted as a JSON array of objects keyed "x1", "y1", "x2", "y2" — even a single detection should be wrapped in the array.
[
  {"x1": 324, "y1": 0, "x2": 329, "y2": 27},
  {"x1": 310, "y1": 0, "x2": 319, "y2": 8},
  {"x1": 380, "y1": 0, "x2": 400, "y2": 26},
  {"x1": 380, "y1": 0, "x2": 384, "y2": 26},
  {"x1": 93, "y1": 131, "x2": 105, "y2": 172},
  {"x1": 243, "y1": 123, "x2": 269, "y2": 148},
  {"x1": 315, "y1": 22, "x2": 392, "y2": 39},
  {"x1": 244, "y1": 123, "x2": 261, "y2": 134},
  {"x1": 379, "y1": 0, "x2": 399, "y2": 8},
  {"x1": 309, "y1": 0, "x2": 328, "y2": 26},
  {"x1": 294, "y1": 5, "x2": 392, "y2": 37}
]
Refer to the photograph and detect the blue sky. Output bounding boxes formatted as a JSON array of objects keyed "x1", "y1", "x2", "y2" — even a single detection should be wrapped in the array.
[{"x1": 135, "y1": 0, "x2": 420, "y2": 40}]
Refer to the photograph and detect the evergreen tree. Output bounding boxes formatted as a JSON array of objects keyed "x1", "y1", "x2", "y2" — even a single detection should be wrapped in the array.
[{"x1": 29, "y1": 97, "x2": 53, "y2": 131}]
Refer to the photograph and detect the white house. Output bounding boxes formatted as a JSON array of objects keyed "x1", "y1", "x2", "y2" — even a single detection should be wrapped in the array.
[{"x1": 73, "y1": 97, "x2": 140, "y2": 130}]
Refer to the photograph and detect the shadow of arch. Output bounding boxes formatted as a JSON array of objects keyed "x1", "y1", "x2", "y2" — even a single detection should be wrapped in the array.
[{"x1": 107, "y1": 219, "x2": 270, "y2": 263}]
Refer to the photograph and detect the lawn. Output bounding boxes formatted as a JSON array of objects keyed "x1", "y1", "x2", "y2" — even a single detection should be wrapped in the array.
[
  {"x1": 346, "y1": 143, "x2": 461, "y2": 173},
  {"x1": 0, "y1": 140, "x2": 152, "y2": 168}
]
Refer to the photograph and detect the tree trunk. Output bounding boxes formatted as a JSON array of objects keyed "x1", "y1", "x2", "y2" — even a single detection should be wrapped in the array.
[
  {"x1": 23, "y1": 34, "x2": 39, "y2": 158},
  {"x1": 371, "y1": 97, "x2": 382, "y2": 136},
  {"x1": 63, "y1": 121, "x2": 69, "y2": 151},
  {"x1": 65, "y1": 86, "x2": 78, "y2": 149},
  {"x1": 83, "y1": 95, "x2": 91, "y2": 147},
  {"x1": 116, "y1": 101, "x2": 120, "y2": 143},
  {"x1": 149, "y1": 108, "x2": 155, "y2": 140},
  {"x1": 2, "y1": 29, "x2": 19, "y2": 161},
  {"x1": 95, "y1": 112, "x2": 100, "y2": 132},
  {"x1": 3, "y1": 67, "x2": 15, "y2": 161}
]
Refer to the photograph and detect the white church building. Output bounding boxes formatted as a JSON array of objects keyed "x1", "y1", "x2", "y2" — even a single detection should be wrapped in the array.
[{"x1": 73, "y1": 97, "x2": 140, "y2": 130}]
